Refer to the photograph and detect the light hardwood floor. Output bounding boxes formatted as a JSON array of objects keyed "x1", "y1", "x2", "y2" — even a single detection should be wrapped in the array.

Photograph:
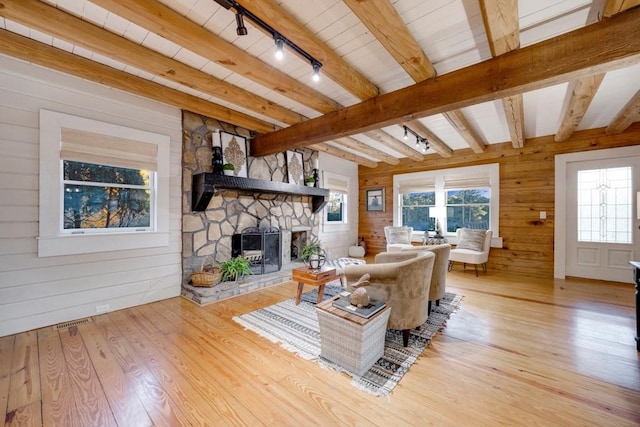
[{"x1": 1, "y1": 270, "x2": 639, "y2": 426}]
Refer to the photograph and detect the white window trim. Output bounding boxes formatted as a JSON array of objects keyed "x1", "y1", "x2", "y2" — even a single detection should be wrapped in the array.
[
  {"x1": 322, "y1": 171, "x2": 349, "y2": 232},
  {"x1": 38, "y1": 110, "x2": 170, "y2": 257},
  {"x1": 393, "y1": 163, "x2": 502, "y2": 247}
]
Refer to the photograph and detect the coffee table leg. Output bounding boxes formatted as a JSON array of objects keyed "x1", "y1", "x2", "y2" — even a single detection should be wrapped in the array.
[
  {"x1": 317, "y1": 284, "x2": 325, "y2": 304},
  {"x1": 296, "y1": 282, "x2": 304, "y2": 305}
]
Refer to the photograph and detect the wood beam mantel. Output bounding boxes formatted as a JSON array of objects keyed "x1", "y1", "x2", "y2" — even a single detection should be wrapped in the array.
[{"x1": 251, "y1": 8, "x2": 640, "y2": 156}]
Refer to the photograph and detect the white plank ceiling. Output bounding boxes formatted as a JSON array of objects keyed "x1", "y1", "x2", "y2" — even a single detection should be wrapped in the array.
[{"x1": 1, "y1": 0, "x2": 639, "y2": 164}]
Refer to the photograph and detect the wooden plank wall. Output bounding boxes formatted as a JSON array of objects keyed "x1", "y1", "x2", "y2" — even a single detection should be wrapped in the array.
[{"x1": 358, "y1": 124, "x2": 640, "y2": 278}]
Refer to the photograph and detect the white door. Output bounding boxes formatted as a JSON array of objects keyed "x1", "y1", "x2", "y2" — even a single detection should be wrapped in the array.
[{"x1": 566, "y1": 157, "x2": 640, "y2": 283}]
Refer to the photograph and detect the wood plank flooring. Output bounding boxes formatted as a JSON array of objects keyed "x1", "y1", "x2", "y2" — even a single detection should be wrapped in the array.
[{"x1": 2, "y1": 270, "x2": 639, "y2": 426}]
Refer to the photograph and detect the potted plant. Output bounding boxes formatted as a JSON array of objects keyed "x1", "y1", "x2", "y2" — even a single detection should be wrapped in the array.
[
  {"x1": 223, "y1": 162, "x2": 235, "y2": 176},
  {"x1": 304, "y1": 176, "x2": 315, "y2": 187},
  {"x1": 219, "y1": 256, "x2": 252, "y2": 282},
  {"x1": 301, "y1": 239, "x2": 326, "y2": 270}
]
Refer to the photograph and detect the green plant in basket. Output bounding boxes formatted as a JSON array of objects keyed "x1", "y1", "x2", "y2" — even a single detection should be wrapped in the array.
[
  {"x1": 304, "y1": 176, "x2": 315, "y2": 184},
  {"x1": 220, "y1": 256, "x2": 252, "y2": 281},
  {"x1": 223, "y1": 163, "x2": 235, "y2": 171}
]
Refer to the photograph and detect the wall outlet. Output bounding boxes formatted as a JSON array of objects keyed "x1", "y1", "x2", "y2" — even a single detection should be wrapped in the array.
[
  {"x1": 96, "y1": 304, "x2": 110, "y2": 313},
  {"x1": 540, "y1": 211, "x2": 547, "y2": 219}
]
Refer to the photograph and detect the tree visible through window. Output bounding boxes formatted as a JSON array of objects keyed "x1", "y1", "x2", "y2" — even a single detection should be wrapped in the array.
[
  {"x1": 446, "y1": 189, "x2": 490, "y2": 232},
  {"x1": 326, "y1": 191, "x2": 345, "y2": 223},
  {"x1": 401, "y1": 192, "x2": 435, "y2": 232},
  {"x1": 63, "y1": 161, "x2": 152, "y2": 230}
]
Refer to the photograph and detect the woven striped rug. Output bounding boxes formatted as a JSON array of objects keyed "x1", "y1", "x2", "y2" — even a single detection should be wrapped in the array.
[{"x1": 233, "y1": 285, "x2": 462, "y2": 397}]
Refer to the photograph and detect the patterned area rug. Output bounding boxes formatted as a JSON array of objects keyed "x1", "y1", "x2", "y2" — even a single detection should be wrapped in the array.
[{"x1": 233, "y1": 285, "x2": 462, "y2": 397}]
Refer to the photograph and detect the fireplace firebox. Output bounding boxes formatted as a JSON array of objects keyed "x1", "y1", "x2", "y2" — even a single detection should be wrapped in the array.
[{"x1": 232, "y1": 227, "x2": 282, "y2": 275}]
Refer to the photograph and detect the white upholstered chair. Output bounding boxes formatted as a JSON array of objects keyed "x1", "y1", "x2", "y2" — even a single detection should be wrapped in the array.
[
  {"x1": 448, "y1": 229, "x2": 492, "y2": 277},
  {"x1": 384, "y1": 226, "x2": 414, "y2": 252}
]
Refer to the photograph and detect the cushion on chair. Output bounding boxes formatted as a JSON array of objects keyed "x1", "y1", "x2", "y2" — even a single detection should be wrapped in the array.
[
  {"x1": 456, "y1": 228, "x2": 486, "y2": 252},
  {"x1": 386, "y1": 228, "x2": 411, "y2": 245}
]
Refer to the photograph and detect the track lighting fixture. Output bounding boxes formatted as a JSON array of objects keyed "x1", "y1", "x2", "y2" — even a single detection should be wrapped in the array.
[
  {"x1": 214, "y1": 0, "x2": 323, "y2": 82},
  {"x1": 235, "y1": 12, "x2": 248, "y2": 36},
  {"x1": 274, "y1": 36, "x2": 284, "y2": 60},
  {"x1": 312, "y1": 62, "x2": 321, "y2": 82},
  {"x1": 403, "y1": 126, "x2": 429, "y2": 153}
]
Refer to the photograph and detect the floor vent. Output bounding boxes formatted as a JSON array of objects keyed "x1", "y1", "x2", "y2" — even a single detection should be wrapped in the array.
[{"x1": 53, "y1": 318, "x2": 92, "y2": 330}]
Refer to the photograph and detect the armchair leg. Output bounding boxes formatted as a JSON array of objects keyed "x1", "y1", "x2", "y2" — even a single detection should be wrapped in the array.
[
  {"x1": 402, "y1": 329, "x2": 410, "y2": 347},
  {"x1": 428, "y1": 301, "x2": 432, "y2": 315},
  {"x1": 448, "y1": 261, "x2": 453, "y2": 272},
  {"x1": 474, "y1": 264, "x2": 479, "y2": 277},
  {"x1": 436, "y1": 299, "x2": 440, "y2": 307}
]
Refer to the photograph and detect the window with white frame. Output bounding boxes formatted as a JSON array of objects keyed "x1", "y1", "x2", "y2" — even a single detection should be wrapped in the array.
[
  {"x1": 38, "y1": 110, "x2": 170, "y2": 257},
  {"x1": 394, "y1": 164, "x2": 499, "y2": 239},
  {"x1": 323, "y1": 172, "x2": 349, "y2": 226}
]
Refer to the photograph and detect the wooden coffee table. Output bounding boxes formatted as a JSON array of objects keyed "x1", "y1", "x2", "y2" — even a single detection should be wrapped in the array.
[{"x1": 292, "y1": 266, "x2": 339, "y2": 305}]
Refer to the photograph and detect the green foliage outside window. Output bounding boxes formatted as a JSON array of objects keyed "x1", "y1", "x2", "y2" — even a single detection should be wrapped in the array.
[
  {"x1": 401, "y1": 192, "x2": 435, "y2": 232},
  {"x1": 63, "y1": 161, "x2": 151, "y2": 230},
  {"x1": 326, "y1": 191, "x2": 344, "y2": 222},
  {"x1": 446, "y1": 189, "x2": 490, "y2": 232}
]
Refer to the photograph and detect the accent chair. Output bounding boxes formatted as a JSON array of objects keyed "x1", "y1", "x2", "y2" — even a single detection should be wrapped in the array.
[
  {"x1": 401, "y1": 243, "x2": 451, "y2": 314},
  {"x1": 343, "y1": 251, "x2": 435, "y2": 347},
  {"x1": 448, "y1": 228, "x2": 492, "y2": 277},
  {"x1": 384, "y1": 226, "x2": 414, "y2": 252}
]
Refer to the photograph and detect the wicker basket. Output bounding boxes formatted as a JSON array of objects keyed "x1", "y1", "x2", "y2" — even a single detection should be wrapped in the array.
[{"x1": 190, "y1": 257, "x2": 222, "y2": 287}]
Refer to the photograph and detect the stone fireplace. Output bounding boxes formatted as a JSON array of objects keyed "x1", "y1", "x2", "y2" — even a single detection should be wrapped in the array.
[{"x1": 181, "y1": 111, "x2": 321, "y2": 295}]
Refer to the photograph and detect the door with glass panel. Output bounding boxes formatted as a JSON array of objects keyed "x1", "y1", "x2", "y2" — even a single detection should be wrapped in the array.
[{"x1": 566, "y1": 158, "x2": 639, "y2": 282}]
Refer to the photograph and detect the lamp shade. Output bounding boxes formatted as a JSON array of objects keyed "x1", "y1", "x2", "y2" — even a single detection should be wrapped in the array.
[{"x1": 429, "y1": 206, "x2": 446, "y2": 218}]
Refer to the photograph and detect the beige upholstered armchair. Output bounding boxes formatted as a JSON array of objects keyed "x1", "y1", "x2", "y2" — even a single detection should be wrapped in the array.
[
  {"x1": 343, "y1": 251, "x2": 435, "y2": 347},
  {"x1": 384, "y1": 226, "x2": 414, "y2": 252},
  {"x1": 401, "y1": 244, "x2": 451, "y2": 314},
  {"x1": 449, "y1": 229, "x2": 493, "y2": 276}
]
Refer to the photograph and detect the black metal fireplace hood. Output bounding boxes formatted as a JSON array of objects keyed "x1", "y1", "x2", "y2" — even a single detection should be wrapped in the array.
[{"x1": 192, "y1": 173, "x2": 329, "y2": 213}]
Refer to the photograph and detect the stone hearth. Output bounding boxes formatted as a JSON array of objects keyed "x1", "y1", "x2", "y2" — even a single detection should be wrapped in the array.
[{"x1": 182, "y1": 262, "x2": 305, "y2": 305}]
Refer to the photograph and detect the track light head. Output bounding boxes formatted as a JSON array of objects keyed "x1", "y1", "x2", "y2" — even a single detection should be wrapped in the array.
[
  {"x1": 312, "y1": 62, "x2": 321, "y2": 82},
  {"x1": 235, "y1": 12, "x2": 248, "y2": 36},
  {"x1": 274, "y1": 37, "x2": 284, "y2": 60}
]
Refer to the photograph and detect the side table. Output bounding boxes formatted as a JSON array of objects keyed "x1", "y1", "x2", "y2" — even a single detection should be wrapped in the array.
[
  {"x1": 292, "y1": 266, "x2": 340, "y2": 305},
  {"x1": 316, "y1": 295, "x2": 391, "y2": 375}
]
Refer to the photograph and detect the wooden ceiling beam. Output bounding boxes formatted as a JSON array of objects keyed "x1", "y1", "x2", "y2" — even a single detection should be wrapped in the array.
[
  {"x1": 481, "y1": 0, "x2": 524, "y2": 149},
  {"x1": 91, "y1": 0, "x2": 340, "y2": 114},
  {"x1": 0, "y1": 0, "x2": 305, "y2": 127},
  {"x1": 333, "y1": 137, "x2": 400, "y2": 165},
  {"x1": 0, "y1": 29, "x2": 276, "y2": 134},
  {"x1": 343, "y1": 0, "x2": 436, "y2": 82},
  {"x1": 309, "y1": 144, "x2": 378, "y2": 168},
  {"x1": 442, "y1": 111, "x2": 486, "y2": 153},
  {"x1": 480, "y1": 0, "x2": 520, "y2": 57},
  {"x1": 605, "y1": 89, "x2": 640, "y2": 135},
  {"x1": 251, "y1": 8, "x2": 640, "y2": 155},
  {"x1": 402, "y1": 120, "x2": 454, "y2": 158},
  {"x1": 363, "y1": 130, "x2": 424, "y2": 162},
  {"x1": 554, "y1": 74, "x2": 605, "y2": 142},
  {"x1": 502, "y1": 95, "x2": 525, "y2": 148},
  {"x1": 237, "y1": 0, "x2": 378, "y2": 100}
]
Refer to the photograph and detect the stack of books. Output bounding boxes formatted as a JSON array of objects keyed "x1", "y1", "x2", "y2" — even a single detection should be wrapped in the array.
[{"x1": 332, "y1": 294, "x2": 386, "y2": 319}]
